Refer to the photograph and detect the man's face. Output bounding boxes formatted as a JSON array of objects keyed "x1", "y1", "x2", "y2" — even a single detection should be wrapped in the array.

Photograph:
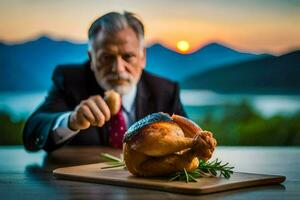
[{"x1": 89, "y1": 27, "x2": 146, "y2": 96}]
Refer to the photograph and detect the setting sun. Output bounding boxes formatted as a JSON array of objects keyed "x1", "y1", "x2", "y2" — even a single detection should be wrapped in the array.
[{"x1": 176, "y1": 40, "x2": 190, "y2": 53}]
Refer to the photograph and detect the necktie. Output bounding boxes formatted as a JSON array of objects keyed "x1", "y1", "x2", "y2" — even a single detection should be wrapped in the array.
[{"x1": 108, "y1": 106, "x2": 127, "y2": 149}]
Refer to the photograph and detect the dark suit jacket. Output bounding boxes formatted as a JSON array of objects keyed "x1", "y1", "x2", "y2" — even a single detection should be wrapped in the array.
[{"x1": 23, "y1": 61, "x2": 187, "y2": 152}]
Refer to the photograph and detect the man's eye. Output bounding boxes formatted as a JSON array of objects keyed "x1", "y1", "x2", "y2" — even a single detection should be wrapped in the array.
[
  {"x1": 123, "y1": 54, "x2": 134, "y2": 61},
  {"x1": 100, "y1": 54, "x2": 114, "y2": 63}
]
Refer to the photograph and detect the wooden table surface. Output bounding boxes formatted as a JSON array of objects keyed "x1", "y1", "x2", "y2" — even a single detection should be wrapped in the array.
[{"x1": 0, "y1": 146, "x2": 299, "y2": 200}]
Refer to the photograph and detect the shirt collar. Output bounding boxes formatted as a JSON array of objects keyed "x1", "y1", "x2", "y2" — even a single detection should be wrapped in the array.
[{"x1": 122, "y1": 85, "x2": 137, "y2": 113}]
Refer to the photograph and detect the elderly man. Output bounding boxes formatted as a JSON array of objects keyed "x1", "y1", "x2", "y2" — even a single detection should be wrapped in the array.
[{"x1": 23, "y1": 11, "x2": 186, "y2": 152}]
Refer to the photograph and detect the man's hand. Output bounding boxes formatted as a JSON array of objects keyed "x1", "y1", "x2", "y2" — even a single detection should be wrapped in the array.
[{"x1": 69, "y1": 95, "x2": 111, "y2": 131}]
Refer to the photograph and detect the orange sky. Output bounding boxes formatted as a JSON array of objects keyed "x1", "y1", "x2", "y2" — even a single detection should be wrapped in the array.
[{"x1": 0, "y1": 0, "x2": 299, "y2": 54}]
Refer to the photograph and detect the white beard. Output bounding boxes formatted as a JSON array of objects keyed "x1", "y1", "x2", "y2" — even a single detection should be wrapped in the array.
[
  {"x1": 99, "y1": 80, "x2": 134, "y2": 96},
  {"x1": 96, "y1": 72, "x2": 138, "y2": 96}
]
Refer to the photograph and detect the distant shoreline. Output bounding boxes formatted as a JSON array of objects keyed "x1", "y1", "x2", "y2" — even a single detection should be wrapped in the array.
[{"x1": 1, "y1": 90, "x2": 300, "y2": 120}]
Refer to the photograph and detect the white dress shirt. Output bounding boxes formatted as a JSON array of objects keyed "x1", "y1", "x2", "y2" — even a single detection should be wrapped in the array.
[{"x1": 51, "y1": 86, "x2": 137, "y2": 145}]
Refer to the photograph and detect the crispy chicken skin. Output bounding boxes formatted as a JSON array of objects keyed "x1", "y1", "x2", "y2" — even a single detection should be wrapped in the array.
[{"x1": 123, "y1": 113, "x2": 217, "y2": 177}]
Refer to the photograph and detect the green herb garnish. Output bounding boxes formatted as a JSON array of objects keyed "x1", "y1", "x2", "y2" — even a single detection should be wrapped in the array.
[
  {"x1": 169, "y1": 158, "x2": 234, "y2": 182},
  {"x1": 100, "y1": 153, "x2": 125, "y2": 169}
]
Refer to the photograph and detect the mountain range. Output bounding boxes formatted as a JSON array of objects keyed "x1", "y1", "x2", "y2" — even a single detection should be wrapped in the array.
[
  {"x1": 182, "y1": 50, "x2": 300, "y2": 94},
  {"x1": 146, "y1": 42, "x2": 261, "y2": 80},
  {"x1": 0, "y1": 35, "x2": 299, "y2": 93}
]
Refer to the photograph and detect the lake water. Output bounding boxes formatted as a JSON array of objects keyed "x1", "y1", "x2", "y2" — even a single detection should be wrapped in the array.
[{"x1": 1, "y1": 90, "x2": 300, "y2": 121}]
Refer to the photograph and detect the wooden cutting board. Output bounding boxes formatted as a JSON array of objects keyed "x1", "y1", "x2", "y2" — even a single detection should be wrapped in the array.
[{"x1": 53, "y1": 163, "x2": 285, "y2": 195}]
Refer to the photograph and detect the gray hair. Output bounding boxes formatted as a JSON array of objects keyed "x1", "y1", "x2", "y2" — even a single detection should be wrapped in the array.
[{"x1": 88, "y1": 11, "x2": 145, "y2": 50}]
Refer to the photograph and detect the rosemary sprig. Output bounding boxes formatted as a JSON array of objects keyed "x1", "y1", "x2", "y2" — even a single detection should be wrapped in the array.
[
  {"x1": 198, "y1": 158, "x2": 234, "y2": 179},
  {"x1": 169, "y1": 158, "x2": 234, "y2": 183},
  {"x1": 100, "y1": 153, "x2": 125, "y2": 169}
]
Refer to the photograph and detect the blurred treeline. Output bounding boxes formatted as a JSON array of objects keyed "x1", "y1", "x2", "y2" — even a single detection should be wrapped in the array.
[
  {"x1": 0, "y1": 101, "x2": 300, "y2": 145},
  {"x1": 0, "y1": 113, "x2": 25, "y2": 145},
  {"x1": 196, "y1": 101, "x2": 300, "y2": 146}
]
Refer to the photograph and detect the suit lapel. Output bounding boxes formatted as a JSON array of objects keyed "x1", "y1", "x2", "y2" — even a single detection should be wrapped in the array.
[
  {"x1": 84, "y1": 61, "x2": 109, "y2": 145},
  {"x1": 135, "y1": 71, "x2": 154, "y2": 120},
  {"x1": 84, "y1": 62, "x2": 105, "y2": 97}
]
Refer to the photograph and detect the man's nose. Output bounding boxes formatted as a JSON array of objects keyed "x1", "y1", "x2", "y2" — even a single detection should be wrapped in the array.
[{"x1": 112, "y1": 56, "x2": 126, "y2": 73}]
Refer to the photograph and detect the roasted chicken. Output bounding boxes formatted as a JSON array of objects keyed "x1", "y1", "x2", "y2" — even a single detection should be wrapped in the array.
[{"x1": 123, "y1": 113, "x2": 217, "y2": 177}]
